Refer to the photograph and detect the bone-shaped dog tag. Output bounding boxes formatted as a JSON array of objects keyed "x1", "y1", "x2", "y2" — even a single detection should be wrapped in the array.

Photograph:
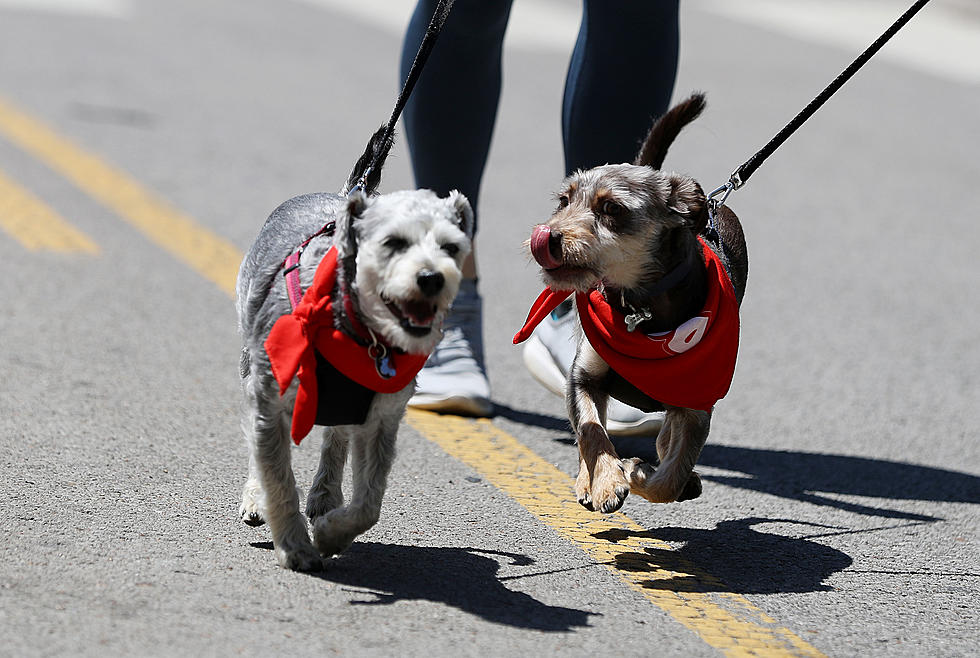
[
  {"x1": 624, "y1": 307, "x2": 653, "y2": 332},
  {"x1": 375, "y1": 354, "x2": 396, "y2": 379}
]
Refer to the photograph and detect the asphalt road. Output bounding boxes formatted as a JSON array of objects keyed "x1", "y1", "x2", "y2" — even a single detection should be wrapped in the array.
[{"x1": 1, "y1": 1, "x2": 978, "y2": 656}]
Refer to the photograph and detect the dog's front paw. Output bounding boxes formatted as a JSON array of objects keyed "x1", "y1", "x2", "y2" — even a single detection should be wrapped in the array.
[
  {"x1": 272, "y1": 518, "x2": 323, "y2": 572},
  {"x1": 240, "y1": 506, "x2": 265, "y2": 527},
  {"x1": 276, "y1": 542, "x2": 324, "y2": 572},
  {"x1": 312, "y1": 507, "x2": 378, "y2": 557},
  {"x1": 589, "y1": 455, "x2": 630, "y2": 514},
  {"x1": 623, "y1": 459, "x2": 701, "y2": 503},
  {"x1": 239, "y1": 481, "x2": 265, "y2": 527},
  {"x1": 622, "y1": 457, "x2": 656, "y2": 488}
]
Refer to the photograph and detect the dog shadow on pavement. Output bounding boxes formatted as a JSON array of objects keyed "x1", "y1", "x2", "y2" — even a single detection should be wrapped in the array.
[
  {"x1": 499, "y1": 404, "x2": 980, "y2": 522},
  {"x1": 691, "y1": 444, "x2": 979, "y2": 523},
  {"x1": 594, "y1": 518, "x2": 854, "y2": 595},
  {"x1": 606, "y1": 437, "x2": 979, "y2": 522},
  {"x1": 255, "y1": 541, "x2": 595, "y2": 631}
]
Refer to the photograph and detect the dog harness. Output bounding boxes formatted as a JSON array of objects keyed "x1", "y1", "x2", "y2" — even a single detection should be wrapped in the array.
[
  {"x1": 265, "y1": 243, "x2": 428, "y2": 443},
  {"x1": 513, "y1": 237, "x2": 739, "y2": 412}
]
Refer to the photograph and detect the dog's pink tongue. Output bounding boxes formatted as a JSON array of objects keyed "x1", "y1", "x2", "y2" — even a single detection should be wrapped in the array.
[{"x1": 530, "y1": 225, "x2": 562, "y2": 270}]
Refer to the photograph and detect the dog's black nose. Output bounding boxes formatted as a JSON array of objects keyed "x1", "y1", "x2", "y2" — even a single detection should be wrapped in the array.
[{"x1": 416, "y1": 270, "x2": 445, "y2": 297}]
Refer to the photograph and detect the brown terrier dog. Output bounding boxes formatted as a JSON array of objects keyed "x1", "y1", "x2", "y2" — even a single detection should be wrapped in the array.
[{"x1": 515, "y1": 93, "x2": 748, "y2": 513}]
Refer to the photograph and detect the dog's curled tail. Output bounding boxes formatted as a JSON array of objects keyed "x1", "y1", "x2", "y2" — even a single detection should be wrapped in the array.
[
  {"x1": 342, "y1": 123, "x2": 394, "y2": 197},
  {"x1": 634, "y1": 92, "x2": 707, "y2": 169}
]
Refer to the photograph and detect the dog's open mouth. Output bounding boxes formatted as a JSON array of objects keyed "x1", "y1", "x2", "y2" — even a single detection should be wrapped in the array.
[{"x1": 385, "y1": 298, "x2": 438, "y2": 337}]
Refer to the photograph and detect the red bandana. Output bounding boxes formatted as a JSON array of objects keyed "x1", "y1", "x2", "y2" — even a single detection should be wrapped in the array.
[
  {"x1": 264, "y1": 246, "x2": 428, "y2": 443},
  {"x1": 514, "y1": 238, "x2": 739, "y2": 411}
]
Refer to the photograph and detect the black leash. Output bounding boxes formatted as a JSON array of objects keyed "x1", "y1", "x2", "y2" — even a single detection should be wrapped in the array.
[
  {"x1": 708, "y1": 0, "x2": 932, "y2": 210},
  {"x1": 345, "y1": 0, "x2": 455, "y2": 196}
]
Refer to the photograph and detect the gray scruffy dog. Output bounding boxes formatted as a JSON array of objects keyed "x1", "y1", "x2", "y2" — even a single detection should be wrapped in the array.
[{"x1": 236, "y1": 129, "x2": 474, "y2": 571}]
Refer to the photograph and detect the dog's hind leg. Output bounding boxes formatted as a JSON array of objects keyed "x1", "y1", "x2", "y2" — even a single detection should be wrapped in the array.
[
  {"x1": 569, "y1": 343, "x2": 631, "y2": 514},
  {"x1": 306, "y1": 428, "x2": 349, "y2": 521},
  {"x1": 241, "y1": 372, "x2": 322, "y2": 571},
  {"x1": 312, "y1": 391, "x2": 408, "y2": 557},
  {"x1": 625, "y1": 406, "x2": 708, "y2": 503}
]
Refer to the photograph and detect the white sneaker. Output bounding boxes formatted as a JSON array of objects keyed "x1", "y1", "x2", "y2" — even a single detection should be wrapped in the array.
[
  {"x1": 409, "y1": 280, "x2": 493, "y2": 417},
  {"x1": 521, "y1": 299, "x2": 664, "y2": 436}
]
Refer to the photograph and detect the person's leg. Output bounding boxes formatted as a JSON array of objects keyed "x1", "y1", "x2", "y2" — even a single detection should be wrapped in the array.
[
  {"x1": 400, "y1": 0, "x2": 514, "y2": 416},
  {"x1": 400, "y1": 0, "x2": 514, "y2": 224},
  {"x1": 562, "y1": 0, "x2": 679, "y2": 173},
  {"x1": 524, "y1": 0, "x2": 680, "y2": 435}
]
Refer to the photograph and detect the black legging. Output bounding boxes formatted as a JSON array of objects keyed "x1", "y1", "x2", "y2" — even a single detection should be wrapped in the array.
[{"x1": 400, "y1": 0, "x2": 679, "y2": 230}]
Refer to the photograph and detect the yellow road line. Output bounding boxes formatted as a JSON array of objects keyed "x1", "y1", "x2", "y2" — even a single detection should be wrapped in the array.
[
  {"x1": 0, "y1": 96, "x2": 240, "y2": 296},
  {"x1": 407, "y1": 410, "x2": 824, "y2": 658},
  {"x1": 0, "y1": 94, "x2": 823, "y2": 656},
  {"x1": 0, "y1": 169, "x2": 99, "y2": 253}
]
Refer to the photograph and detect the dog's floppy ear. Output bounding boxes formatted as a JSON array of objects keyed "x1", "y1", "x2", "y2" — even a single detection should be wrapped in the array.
[
  {"x1": 667, "y1": 174, "x2": 709, "y2": 234},
  {"x1": 336, "y1": 190, "x2": 370, "y2": 257},
  {"x1": 447, "y1": 190, "x2": 475, "y2": 240}
]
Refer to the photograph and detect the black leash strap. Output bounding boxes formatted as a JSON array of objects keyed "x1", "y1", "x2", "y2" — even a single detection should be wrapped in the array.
[
  {"x1": 348, "y1": 0, "x2": 455, "y2": 195},
  {"x1": 709, "y1": 0, "x2": 932, "y2": 208}
]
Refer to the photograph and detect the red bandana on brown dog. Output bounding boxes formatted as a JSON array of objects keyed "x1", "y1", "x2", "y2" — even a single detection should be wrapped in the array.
[{"x1": 515, "y1": 237, "x2": 739, "y2": 411}]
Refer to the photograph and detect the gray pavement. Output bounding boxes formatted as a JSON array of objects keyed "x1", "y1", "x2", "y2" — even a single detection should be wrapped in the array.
[{"x1": 0, "y1": 1, "x2": 977, "y2": 656}]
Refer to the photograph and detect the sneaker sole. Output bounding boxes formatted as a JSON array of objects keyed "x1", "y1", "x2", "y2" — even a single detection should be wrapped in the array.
[
  {"x1": 408, "y1": 393, "x2": 493, "y2": 418},
  {"x1": 606, "y1": 414, "x2": 663, "y2": 437},
  {"x1": 523, "y1": 335, "x2": 664, "y2": 437}
]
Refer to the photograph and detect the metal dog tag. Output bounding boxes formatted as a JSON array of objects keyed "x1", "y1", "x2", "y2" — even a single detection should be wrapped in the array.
[{"x1": 624, "y1": 307, "x2": 653, "y2": 332}]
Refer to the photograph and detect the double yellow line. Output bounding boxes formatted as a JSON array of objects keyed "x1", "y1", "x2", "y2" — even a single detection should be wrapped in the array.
[
  {"x1": 0, "y1": 98, "x2": 239, "y2": 295},
  {"x1": 0, "y1": 94, "x2": 824, "y2": 657},
  {"x1": 0, "y1": 164, "x2": 98, "y2": 253}
]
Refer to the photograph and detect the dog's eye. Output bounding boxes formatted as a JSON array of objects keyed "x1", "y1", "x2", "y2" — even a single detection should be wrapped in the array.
[
  {"x1": 557, "y1": 195, "x2": 569, "y2": 209},
  {"x1": 441, "y1": 243, "x2": 460, "y2": 258},
  {"x1": 384, "y1": 237, "x2": 409, "y2": 252},
  {"x1": 601, "y1": 200, "x2": 624, "y2": 216}
]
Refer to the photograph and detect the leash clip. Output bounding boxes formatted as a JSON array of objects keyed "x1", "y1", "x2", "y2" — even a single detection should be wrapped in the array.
[
  {"x1": 348, "y1": 167, "x2": 372, "y2": 198},
  {"x1": 707, "y1": 170, "x2": 745, "y2": 214}
]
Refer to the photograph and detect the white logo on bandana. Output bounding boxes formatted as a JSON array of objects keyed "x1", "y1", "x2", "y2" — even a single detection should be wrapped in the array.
[{"x1": 649, "y1": 314, "x2": 709, "y2": 355}]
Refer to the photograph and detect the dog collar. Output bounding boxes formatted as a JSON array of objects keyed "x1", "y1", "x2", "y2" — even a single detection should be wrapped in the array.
[
  {"x1": 282, "y1": 223, "x2": 387, "y2": 351},
  {"x1": 265, "y1": 245, "x2": 429, "y2": 443},
  {"x1": 514, "y1": 237, "x2": 740, "y2": 411},
  {"x1": 602, "y1": 249, "x2": 697, "y2": 332}
]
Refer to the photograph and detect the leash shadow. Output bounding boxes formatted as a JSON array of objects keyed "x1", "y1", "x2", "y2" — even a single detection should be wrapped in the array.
[
  {"x1": 594, "y1": 517, "x2": 856, "y2": 595},
  {"x1": 294, "y1": 542, "x2": 594, "y2": 631}
]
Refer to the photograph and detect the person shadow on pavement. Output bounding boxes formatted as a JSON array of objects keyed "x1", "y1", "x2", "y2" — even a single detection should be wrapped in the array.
[{"x1": 274, "y1": 541, "x2": 595, "y2": 631}]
